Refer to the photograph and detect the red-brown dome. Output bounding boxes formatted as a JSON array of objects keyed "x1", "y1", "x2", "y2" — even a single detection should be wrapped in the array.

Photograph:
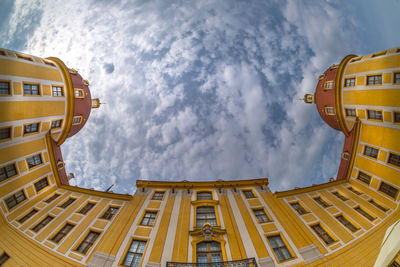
[
  {"x1": 67, "y1": 70, "x2": 92, "y2": 138},
  {"x1": 314, "y1": 65, "x2": 342, "y2": 131}
]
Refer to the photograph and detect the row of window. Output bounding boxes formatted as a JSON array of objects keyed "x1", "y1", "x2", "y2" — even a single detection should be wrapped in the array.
[
  {"x1": 30, "y1": 215, "x2": 101, "y2": 255},
  {"x1": 122, "y1": 233, "x2": 294, "y2": 266},
  {"x1": 357, "y1": 170, "x2": 399, "y2": 199},
  {"x1": 344, "y1": 108, "x2": 400, "y2": 123},
  {"x1": 0, "y1": 116, "x2": 83, "y2": 141},
  {"x1": 0, "y1": 81, "x2": 64, "y2": 96},
  {"x1": 362, "y1": 145, "x2": 400, "y2": 169},
  {"x1": 4, "y1": 177, "x2": 49, "y2": 210},
  {"x1": 149, "y1": 189, "x2": 256, "y2": 202},
  {"x1": 0, "y1": 81, "x2": 85, "y2": 98},
  {"x1": 343, "y1": 72, "x2": 400, "y2": 87}
]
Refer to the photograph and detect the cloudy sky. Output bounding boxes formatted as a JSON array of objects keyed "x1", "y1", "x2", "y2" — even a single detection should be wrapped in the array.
[{"x1": 1, "y1": 0, "x2": 399, "y2": 194}]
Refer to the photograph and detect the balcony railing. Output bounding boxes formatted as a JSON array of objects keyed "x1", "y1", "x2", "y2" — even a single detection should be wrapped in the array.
[{"x1": 166, "y1": 258, "x2": 258, "y2": 267}]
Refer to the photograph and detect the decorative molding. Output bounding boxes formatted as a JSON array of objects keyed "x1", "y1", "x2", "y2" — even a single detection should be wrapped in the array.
[
  {"x1": 87, "y1": 252, "x2": 115, "y2": 267},
  {"x1": 299, "y1": 244, "x2": 324, "y2": 263},
  {"x1": 258, "y1": 256, "x2": 275, "y2": 267}
]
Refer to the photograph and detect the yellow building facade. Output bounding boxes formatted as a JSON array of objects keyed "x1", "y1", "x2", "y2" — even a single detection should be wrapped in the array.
[{"x1": 0, "y1": 47, "x2": 399, "y2": 267}]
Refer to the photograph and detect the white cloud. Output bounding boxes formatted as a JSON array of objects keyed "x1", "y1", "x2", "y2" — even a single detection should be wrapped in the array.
[{"x1": 1, "y1": 0, "x2": 366, "y2": 193}]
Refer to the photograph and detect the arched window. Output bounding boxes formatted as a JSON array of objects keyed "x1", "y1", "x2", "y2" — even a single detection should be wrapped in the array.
[
  {"x1": 196, "y1": 206, "x2": 217, "y2": 227},
  {"x1": 197, "y1": 191, "x2": 213, "y2": 200},
  {"x1": 197, "y1": 241, "x2": 222, "y2": 263}
]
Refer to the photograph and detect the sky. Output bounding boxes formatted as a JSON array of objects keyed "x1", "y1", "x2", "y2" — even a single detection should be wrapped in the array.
[{"x1": 1, "y1": 0, "x2": 400, "y2": 194}]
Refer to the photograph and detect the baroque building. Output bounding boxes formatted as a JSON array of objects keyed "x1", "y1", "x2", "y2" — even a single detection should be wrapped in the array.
[{"x1": 0, "y1": 47, "x2": 399, "y2": 267}]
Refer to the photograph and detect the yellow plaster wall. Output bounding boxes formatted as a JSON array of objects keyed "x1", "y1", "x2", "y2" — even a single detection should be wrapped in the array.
[
  {"x1": 95, "y1": 194, "x2": 146, "y2": 256},
  {"x1": 149, "y1": 194, "x2": 176, "y2": 262},
  {"x1": 0, "y1": 58, "x2": 62, "y2": 82},
  {"x1": 172, "y1": 195, "x2": 191, "y2": 261},
  {"x1": 218, "y1": 193, "x2": 247, "y2": 260},
  {"x1": 233, "y1": 193, "x2": 269, "y2": 258},
  {"x1": 13, "y1": 82, "x2": 21, "y2": 95},
  {"x1": 343, "y1": 89, "x2": 400, "y2": 107},
  {"x1": 345, "y1": 54, "x2": 400, "y2": 75},
  {"x1": 0, "y1": 101, "x2": 65, "y2": 123},
  {"x1": 43, "y1": 85, "x2": 51, "y2": 96},
  {"x1": 0, "y1": 138, "x2": 45, "y2": 164},
  {"x1": 13, "y1": 125, "x2": 22, "y2": 138}
]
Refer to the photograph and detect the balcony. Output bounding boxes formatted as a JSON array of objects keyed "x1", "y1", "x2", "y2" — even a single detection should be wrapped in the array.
[{"x1": 166, "y1": 258, "x2": 258, "y2": 267}]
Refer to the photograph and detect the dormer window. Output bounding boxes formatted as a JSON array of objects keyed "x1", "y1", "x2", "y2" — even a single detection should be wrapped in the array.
[
  {"x1": 325, "y1": 107, "x2": 335, "y2": 115},
  {"x1": 75, "y1": 89, "x2": 84, "y2": 98},
  {"x1": 72, "y1": 116, "x2": 82, "y2": 125},
  {"x1": 324, "y1": 81, "x2": 334, "y2": 89}
]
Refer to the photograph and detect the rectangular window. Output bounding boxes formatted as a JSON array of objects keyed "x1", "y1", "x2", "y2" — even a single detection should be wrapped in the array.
[
  {"x1": 344, "y1": 78, "x2": 355, "y2": 87},
  {"x1": 75, "y1": 89, "x2": 84, "y2": 98},
  {"x1": 355, "y1": 207, "x2": 375, "y2": 221},
  {"x1": 27, "y1": 154, "x2": 42, "y2": 168},
  {"x1": 311, "y1": 224, "x2": 335, "y2": 245},
  {"x1": 122, "y1": 239, "x2": 146, "y2": 267},
  {"x1": 151, "y1": 191, "x2": 165, "y2": 200},
  {"x1": 367, "y1": 75, "x2": 382, "y2": 85},
  {"x1": 24, "y1": 83, "x2": 40, "y2": 95},
  {"x1": 333, "y1": 192, "x2": 349, "y2": 201},
  {"x1": 24, "y1": 123, "x2": 39, "y2": 134},
  {"x1": 324, "y1": 81, "x2": 334, "y2": 89},
  {"x1": 52, "y1": 86, "x2": 63, "y2": 96},
  {"x1": 367, "y1": 110, "x2": 382, "y2": 120},
  {"x1": 51, "y1": 119, "x2": 62, "y2": 129},
  {"x1": 45, "y1": 193, "x2": 60, "y2": 203},
  {"x1": 347, "y1": 187, "x2": 362, "y2": 195},
  {"x1": 325, "y1": 107, "x2": 335, "y2": 115},
  {"x1": 75, "y1": 231, "x2": 100, "y2": 254},
  {"x1": 388, "y1": 153, "x2": 400, "y2": 167},
  {"x1": 59, "y1": 198, "x2": 75, "y2": 208},
  {"x1": 253, "y1": 209, "x2": 270, "y2": 223},
  {"x1": 78, "y1": 203, "x2": 95, "y2": 215},
  {"x1": 0, "y1": 81, "x2": 10, "y2": 95},
  {"x1": 140, "y1": 211, "x2": 157, "y2": 226},
  {"x1": 72, "y1": 116, "x2": 82, "y2": 125},
  {"x1": 394, "y1": 72, "x2": 400, "y2": 84},
  {"x1": 32, "y1": 215, "x2": 54, "y2": 232},
  {"x1": 18, "y1": 209, "x2": 38, "y2": 224},
  {"x1": 101, "y1": 207, "x2": 119, "y2": 220},
  {"x1": 354, "y1": 207, "x2": 375, "y2": 221},
  {"x1": 336, "y1": 215, "x2": 358, "y2": 232},
  {"x1": 395, "y1": 112, "x2": 400, "y2": 123},
  {"x1": 0, "y1": 127, "x2": 11, "y2": 140},
  {"x1": 314, "y1": 197, "x2": 330, "y2": 208},
  {"x1": 369, "y1": 199, "x2": 388, "y2": 212},
  {"x1": 379, "y1": 182, "x2": 398, "y2": 199},
  {"x1": 196, "y1": 206, "x2": 217, "y2": 227},
  {"x1": 34, "y1": 177, "x2": 49, "y2": 192},
  {"x1": 357, "y1": 171, "x2": 371, "y2": 185},
  {"x1": 197, "y1": 191, "x2": 213, "y2": 200},
  {"x1": 267, "y1": 235, "x2": 292, "y2": 262},
  {"x1": 390, "y1": 260, "x2": 400, "y2": 267},
  {"x1": 345, "y1": 108, "x2": 356, "y2": 117},
  {"x1": 0, "y1": 163, "x2": 17, "y2": 182},
  {"x1": 5, "y1": 190, "x2": 26, "y2": 209},
  {"x1": 0, "y1": 252, "x2": 10, "y2": 266},
  {"x1": 290, "y1": 202, "x2": 308, "y2": 215},
  {"x1": 243, "y1": 190, "x2": 255, "y2": 198},
  {"x1": 51, "y1": 223, "x2": 74, "y2": 243},
  {"x1": 364, "y1": 146, "x2": 378, "y2": 159}
]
